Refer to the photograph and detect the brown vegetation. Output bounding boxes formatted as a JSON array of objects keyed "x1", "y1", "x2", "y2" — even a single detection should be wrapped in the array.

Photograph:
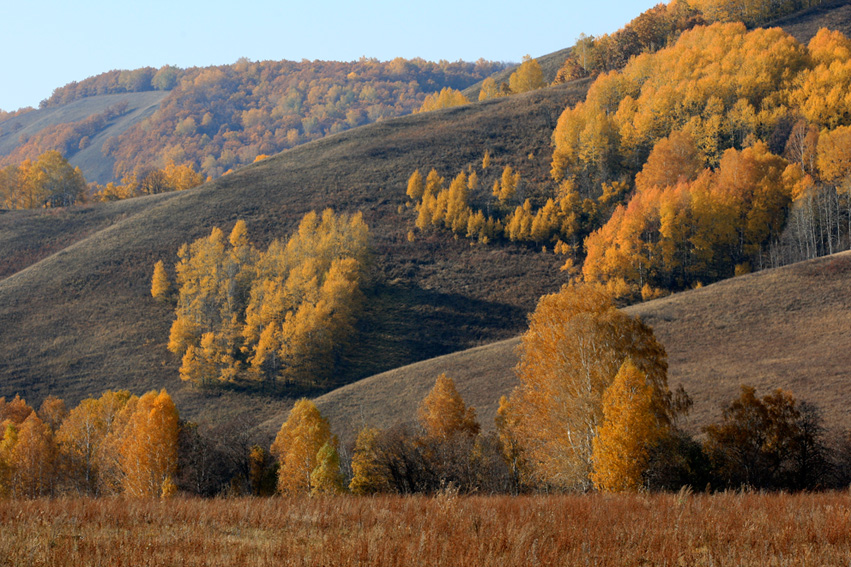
[{"x1": 1, "y1": 493, "x2": 850, "y2": 565}]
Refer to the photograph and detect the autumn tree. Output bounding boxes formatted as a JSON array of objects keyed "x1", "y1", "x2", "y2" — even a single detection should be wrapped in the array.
[
  {"x1": 406, "y1": 169, "x2": 424, "y2": 201},
  {"x1": 5, "y1": 413, "x2": 57, "y2": 498},
  {"x1": 590, "y1": 359, "x2": 664, "y2": 492},
  {"x1": 150, "y1": 260, "x2": 171, "y2": 300},
  {"x1": 416, "y1": 87, "x2": 470, "y2": 113},
  {"x1": 508, "y1": 56, "x2": 545, "y2": 94},
  {"x1": 349, "y1": 426, "x2": 391, "y2": 495},
  {"x1": 704, "y1": 386, "x2": 828, "y2": 490},
  {"x1": 418, "y1": 374, "x2": 480, "y2": 440},
  {"x1": 505, "y1": 283, "x2": 670, "y2": 490},
  {"x1": 270, "y1": 399, "x2": 334, "y2": 494},
  {"x1": 119, "y1": 389, "x2": 179, "y2": 498},
  {"x1": 310, "y1": 442, "x2": 345, "y2": 494}
]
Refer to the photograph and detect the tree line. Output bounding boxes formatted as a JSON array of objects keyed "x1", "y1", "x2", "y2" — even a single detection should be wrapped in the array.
[
  {"x1": 0, "y1": 149, "x2": 205, "y2": 209},
  {"x1": 3, "y1": 282, "x2": 847, "y2": 498}
]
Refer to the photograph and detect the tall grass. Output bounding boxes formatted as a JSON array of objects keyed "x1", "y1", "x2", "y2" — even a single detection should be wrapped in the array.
[{"x1": 1, "y1": 492, "x2": 850, "y2": 566}]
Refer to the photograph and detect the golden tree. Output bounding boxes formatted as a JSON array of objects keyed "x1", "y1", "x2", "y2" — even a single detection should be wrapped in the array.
[
  {"x1": 507, "y1": 283, "x2": 669, "y2": 490},
  {"x1": 150, "y1": 260, "x2": 171, "y2": 300},
  {"x1": 418, "y1": 374, "x2": 479, "y2": 439},
  {"x1": 591, "y1": 359, "x2": 664, "y2": 492},
  {"x1": 509, "y1": 55, "x2": 545, "y2": 94},
  {"x1": 271, "y1": 399, "x2": 334, "y2": 494},
  {"x1": 406, "y1": 169, "x2": 424, "y2": 201},
  {"x1": 349, "y1": 426, "x2": 390, "y2": 495},
  {"x1": 8, "y1": 413, "x2": 57, "y2": 498},
  {"x1": 416, "y1": 88, "x2": 470, "y2": 113},
  {"x1": 119, "y1": 389, "x2": 179, "y2": 498}
]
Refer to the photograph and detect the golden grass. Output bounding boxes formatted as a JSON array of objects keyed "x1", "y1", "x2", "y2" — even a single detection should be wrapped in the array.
[{"x1": 1, "y1": 492, "x2": 850, "y2": 566}]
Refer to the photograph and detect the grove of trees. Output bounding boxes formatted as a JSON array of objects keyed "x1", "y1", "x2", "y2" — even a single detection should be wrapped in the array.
[
  {"x1": 159, "y1": 211, "x2": 371, "y2": 387},
  {"x1": 1, "y1": 390, "x2": 178, "y2": 498}
]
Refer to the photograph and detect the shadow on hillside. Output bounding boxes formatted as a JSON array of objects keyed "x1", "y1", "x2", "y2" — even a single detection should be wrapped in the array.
[{"x1": 337, "y1": 281, "x2": 525, "y2": 388}]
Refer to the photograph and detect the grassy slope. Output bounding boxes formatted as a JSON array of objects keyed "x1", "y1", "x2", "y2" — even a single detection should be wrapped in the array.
[
  {"x1": 0, "y1": 91, "x2": 169, "y2": 184},
  {"x1": 767, "y1": 0, "x2": 851, "y2": 41},
  {"x1": 313, "y1": 251, "x2": 851, "y2": 445},
  {"x1": 0, "y1": 82, "x2": 589, "y2": 427}
]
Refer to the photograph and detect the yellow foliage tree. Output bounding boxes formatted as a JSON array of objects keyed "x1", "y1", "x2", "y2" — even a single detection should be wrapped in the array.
[
  {"x1": 150, "y1": 260, "x2": 171, "y2": 300},
  {"x1": 591, "y1": 359, "x2": 664, "y2": 492},
  {"x1": 416, "y1": 88, "x2": 470, "y2": 113},
  {"x1": 406, "y1": 169, "x2": 424, "y2": 201},
  {"x1": 509, "y1": 55, "x2": 545, "y2": 94},
  {"x1": 310, "y1": 442, "x2": 345, "y2": 495},
  {"x1": 6, "y1": 413, "x2": 57, "y2": 498},
  {"x1": 506, "y1": 283, "x2": 670, "y2": 490},
  {"x1": 119, "y1": 389, "x2": 179, "y2": 498},
  {"x1": 418, "y1": 374, "x2": 480, "y2": 439},
  {"x1": 349, "y1": 426, "x2": 390, "y2": 495},
  {"x1": 271, "y1": 399, "x2": 334, "y2": 494}
]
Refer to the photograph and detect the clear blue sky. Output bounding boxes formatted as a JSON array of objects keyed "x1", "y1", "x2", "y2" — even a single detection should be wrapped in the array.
[{"x1": 0, "y1": 0, "x2": 661, "y2": 112}]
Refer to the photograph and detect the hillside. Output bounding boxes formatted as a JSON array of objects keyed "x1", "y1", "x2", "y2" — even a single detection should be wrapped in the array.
[
  {"x1": 768, "y1": 0, "x2": 851, "y2": 41},
  {"x1": 0, "y1": 81, "x2": 589, "y2": 427},
  {"x1": 0, "y1": 92, "x2": 168, "y2": 184},
  {"x1": 311, "y1": 251, "x2": 851, "y2": 445}
]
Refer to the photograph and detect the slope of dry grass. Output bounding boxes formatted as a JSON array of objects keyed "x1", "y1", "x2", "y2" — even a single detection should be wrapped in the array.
[
  {"x1": 313, "y1": 251, "x2": 851, "y2": 442},
  {"x1": 2, "y1": 493, "x2": 850, "y2": 566},
  {"x1": 768, "y1": 0, "x2": 851, "y2": 43},
  {"x1": 0, "y1": 82, "x2": 588, "y2": 423}
]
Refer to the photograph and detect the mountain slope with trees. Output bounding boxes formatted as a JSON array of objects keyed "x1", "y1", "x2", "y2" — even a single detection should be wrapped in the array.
[
  {"x1": 311, "y1": 249, "x2": 851, "y2": 446},
  {"x1": 3, "y1": 0, "x2": 851, "y2": 446}
]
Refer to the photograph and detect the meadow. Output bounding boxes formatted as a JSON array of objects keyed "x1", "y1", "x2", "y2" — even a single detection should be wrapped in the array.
[{"x1": 2, "y1": 492, "x2": 850, "y2": 566}]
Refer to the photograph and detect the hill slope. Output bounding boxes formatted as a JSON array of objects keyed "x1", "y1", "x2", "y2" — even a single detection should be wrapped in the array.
[
  {"x1": 0, "y1": 92, "x2": 168, "y2": 184},
  {"x1": 312, "y1": 251, "x2": 851, "y2": 445},
  {"x1": 768, "y1": 0, "x2": 851, "y2": 42},
  {"x1": 0, "y1": 81, "x2": 589, "y2": 423}
]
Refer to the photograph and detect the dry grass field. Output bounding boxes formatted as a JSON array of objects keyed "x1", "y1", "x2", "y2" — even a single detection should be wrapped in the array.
[{"x1": 1, "y1": 492, "x2": 850, "y2": 566}]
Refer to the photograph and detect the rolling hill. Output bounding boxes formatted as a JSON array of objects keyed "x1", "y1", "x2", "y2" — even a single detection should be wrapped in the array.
[
  {"x1": 0, "y1": 80, "x2": 589, "y2": 427},
  {"x1": 312, "y1": 250, "x2": 851, "y2": 445},
  {"x1": 3, "y1": 0, "x2": 851, "y2": 445}
]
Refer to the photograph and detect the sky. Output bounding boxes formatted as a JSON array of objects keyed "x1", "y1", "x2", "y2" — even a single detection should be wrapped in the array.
[{"x1": 0, "y1": 0, "x2": 661, "y2": 112}]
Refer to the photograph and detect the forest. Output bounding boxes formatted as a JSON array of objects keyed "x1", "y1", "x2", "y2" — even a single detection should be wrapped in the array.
[
  {"x1": 0, "y1": 58, "x2": 506, "y2": 183},
  {"x1": 403, "y1": 21, "x2": 851, "y2": 301}
]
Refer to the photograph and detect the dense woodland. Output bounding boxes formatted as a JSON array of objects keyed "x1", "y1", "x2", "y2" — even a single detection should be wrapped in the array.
[
  {"x1": 405, "y1": 22, "x2": 851, "y2": 300},
  {"x1": 160, "y1": 211, "x2": 370, "y2": 387}
]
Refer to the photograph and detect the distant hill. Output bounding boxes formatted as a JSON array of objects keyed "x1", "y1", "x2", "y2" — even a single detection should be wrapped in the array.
[
  {"x1": 0, "y1": 92, "x2": 168, "y2": 184},
  {"x1": 310, "y1": 251, "x2": 851, "y2": 446},
  {"x1": 0, "y1": 59, "x2": 505, "y2": 184}
]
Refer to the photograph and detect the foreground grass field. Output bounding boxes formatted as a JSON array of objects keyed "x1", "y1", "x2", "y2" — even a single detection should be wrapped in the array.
[{"x1": 2, "y1": 493, "x2": 850, "y2": 566}]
